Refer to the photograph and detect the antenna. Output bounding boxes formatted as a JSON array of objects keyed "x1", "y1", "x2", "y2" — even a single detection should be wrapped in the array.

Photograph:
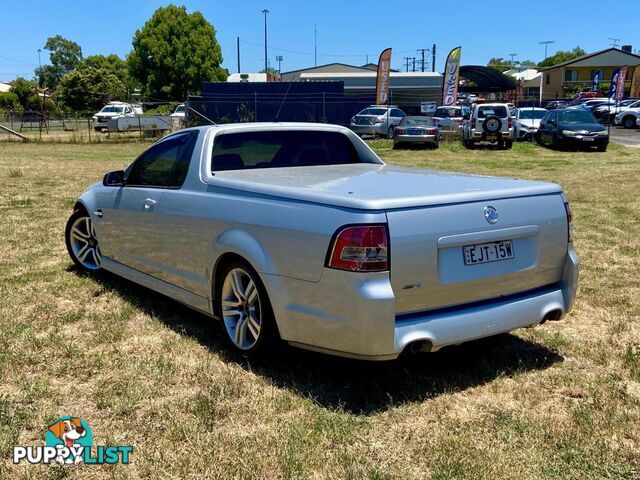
[
  {"x1": 273, "y1": 76, "x2": 295, "y2": 122},
  {"x1": 608, "y1": 37, "x2": 621, "y2": 48}
]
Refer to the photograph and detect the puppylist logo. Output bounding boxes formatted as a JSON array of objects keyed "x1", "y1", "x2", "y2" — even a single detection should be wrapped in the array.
[{"x1": 13, "y1": 416, "x2": 133, "y2": 466}]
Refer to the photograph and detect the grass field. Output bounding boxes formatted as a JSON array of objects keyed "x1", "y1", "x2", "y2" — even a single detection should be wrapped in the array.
[{"x1": 0, "y1": 139, "x2": 639, "y2": 479}]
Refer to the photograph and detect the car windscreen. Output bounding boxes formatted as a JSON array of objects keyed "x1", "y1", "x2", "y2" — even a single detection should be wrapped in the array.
[
  {"x1": 557, "y1": 110, "x2": 597, "y2": 124},
  {"x1": 175, "y1": 105, "x2": 185, "y2": 113},
  {"x1": 477, "y1": 106, "x2": 508, "y2": 118},
  {"x1": 100, "y1": 106, "x2": 124, "y2": 113},
  {"x1": 518, "y1": 109, "x2": 547, "y2": 120},
  {"x1": 211, "y1": 130, "x2": 372, "y2": 171},
  {"x1": 401, "y1": 117, "x2": 433, "y2": 126},
  {"x1": 434, "y1": 108, "x2": 460, "y2": 118},
  {"x1": 358, "y1": 108, "x2": 387, "y2": 116}
]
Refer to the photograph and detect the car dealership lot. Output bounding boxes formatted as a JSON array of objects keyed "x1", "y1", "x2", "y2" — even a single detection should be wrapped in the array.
[
  {"x1": 1, "y1": 141, "x2": 639, "y2": 478},
  {"x1": 609, "y1": 125, "x2": 640, "y2": 148}
]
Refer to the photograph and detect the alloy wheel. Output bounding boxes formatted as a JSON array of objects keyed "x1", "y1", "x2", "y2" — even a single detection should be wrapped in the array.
[
  {"x1": 69, "y1": 215, "x2": 101, "y2": 270},
  {"x1": 221, "y1": 267, "x2": 262, "y2": 350}
]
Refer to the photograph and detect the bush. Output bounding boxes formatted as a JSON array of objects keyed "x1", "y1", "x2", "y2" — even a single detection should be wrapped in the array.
[{"x1": 0, "y1": 92, "x2": 20, "y2": 110}]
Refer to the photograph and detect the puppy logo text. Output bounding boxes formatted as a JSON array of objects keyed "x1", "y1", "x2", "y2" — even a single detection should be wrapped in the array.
[{"x1": 12, "y1": 416, "x2": 133, "y2": 465}]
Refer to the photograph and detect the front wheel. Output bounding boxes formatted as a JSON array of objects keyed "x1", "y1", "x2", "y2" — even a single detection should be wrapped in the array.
[
  {"x1": 622, "y1": 116, "x2": 636, "y2": 129},
  {"x1": 596, "y1": 144, "x2": 607, "y2": 152},
  {"x1": 216, "y1": 262, "x2": 277, "y2": 355},
  {"x1": 387, "y1": 126, "x2": 395, "y2": 139},
  {"x1": 65, "y1": 209, "x2": 102, "y2": 272}
]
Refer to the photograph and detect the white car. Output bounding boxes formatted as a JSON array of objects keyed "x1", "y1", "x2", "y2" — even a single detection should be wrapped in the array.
[
  {"x1": 462, "y1": 103, "x2": 513, "y2": 149},
  {"x1": 615, "y1": 107, "x2": 640, "y2": 129},
  {"x1": 432, "y1": 106, "x2": 470, "y2": 130},
  {"x1": 92, "y1": 102, "x2": 142, "y2": 131},
  {"x1": 512, "y1": 107, "x2": 547, "y2": 141},
  {"x1": 349, "y1": 106, "x2": 407, "y2": 139},
  {"x1": 171, "y1": 104, "x2": 186, "y2": 118}
]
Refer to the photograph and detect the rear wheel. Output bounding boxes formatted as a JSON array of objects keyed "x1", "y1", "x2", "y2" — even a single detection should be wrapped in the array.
[
  {"x1": 622, "y1": 116, "x2": 636, "y2": 129},
  {"x1": 505, "y1": 139, "x2": 513, "y2": 149},
  {"x1": 65, "y1": 209, "x2": 102, "y2": 272},
  {"x1": 387, "y1": 126, "x2": 395, "y2": 139},
  {"x1": 216, "y1": 261, "x2": 277, "y2": 355}
]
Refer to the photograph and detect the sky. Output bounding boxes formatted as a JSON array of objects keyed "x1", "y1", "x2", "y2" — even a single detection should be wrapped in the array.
[{"x1": 1, "y1": 0, "x2": 640, "y2": 82}]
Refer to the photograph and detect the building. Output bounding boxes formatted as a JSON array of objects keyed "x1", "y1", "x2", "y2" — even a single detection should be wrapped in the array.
[
  {"x1": 505, "y1": 68, "x2": 542, "y2": 98},
  {"x1": 281, "y1": 63, "x2": 376, "y2": 82},
  {"x1": 0, "y1": 82, "x2": 11, "y2": 93},
  {"x1": 539, "y1": 47, "x2": 640, "y2": 98}
]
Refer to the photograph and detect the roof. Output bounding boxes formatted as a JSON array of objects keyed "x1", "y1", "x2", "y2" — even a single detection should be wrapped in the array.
[
  {"x1": 538, "y1": 48, "x2": 640, "y2": 71},
  {"x1": 0, "y1": 82, "x2": 11, "y2": 93},
  {"x1": 281, "y1": 62, "x2": 372, "y2": 75},
  {"x1": 507, "y1": 69, "x2": 541, "y2": 81},
  {"x1": 300, "y1": 71, "x2": 441, "y2": 78},
  {"x1": 459, "y1": 66, "x2": 516, "y2": 92}
]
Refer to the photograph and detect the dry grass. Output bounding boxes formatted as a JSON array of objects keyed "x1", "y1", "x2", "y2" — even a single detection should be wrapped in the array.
[{"x1": 0, "y1": 140, "x2": 639, "y2": 479}]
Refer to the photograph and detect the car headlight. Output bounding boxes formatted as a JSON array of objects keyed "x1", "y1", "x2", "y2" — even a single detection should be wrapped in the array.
[
  {"x1": 562, "y1": 130, "x2": 578, "y2": 137},
  {"x1": 595, "y1": 131, "x2": 608, "y2": 136}
]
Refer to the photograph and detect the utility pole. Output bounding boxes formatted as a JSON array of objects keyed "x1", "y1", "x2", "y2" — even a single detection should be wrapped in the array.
[
  {"x1": 509, "y1": 52, "x2": 518, "y2": 67},
  {"x1": 236, "y1": 37, "x2": 240, "y2": 73},
  {"x1": 262, "y1": 9, "x2": 269, "y2": 73},
  {"x1": 417, "y1": 48, "x2": 428, "y2": 72},
  {"x1": 539, "y1": 40, "x2": 555, "y2": 59},
  {"x1": 412, "y1": 57, "x2": 416, "y2": 72},
  {"x1": 276, "y1": 55, "x2": 283, "y2": 78},
  {"x1": 403, "y1": 57, "x2": 411, "y2": 72},
  {"x1": 608, "y1": 37, "x2": 621, "y2": 48},
  {"x1": 431, "y1": 44, "x2": 436, "y2": 72},
  {"x1": 314, "y1": 24, "x2": 317, "y2": 67},
  {"x1": 37, "y1": 48, "x2": 42, "y2": 86}
]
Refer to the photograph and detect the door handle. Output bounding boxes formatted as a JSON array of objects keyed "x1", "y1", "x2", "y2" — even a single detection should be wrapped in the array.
[
  {"x1": 143, "y1": 198, "x2": 157, "y2": 210},
  {"x1": 94, "y1": 209, "x2": 103, "y2": 218}
]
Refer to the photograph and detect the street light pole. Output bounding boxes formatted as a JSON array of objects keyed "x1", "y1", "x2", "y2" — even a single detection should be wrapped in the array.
[
  {"x1": 262, "y1": 9, "x2": 269, "y2": 73},
  {"x1": 314, "y1": 23, "x2": 317, "y2": 67},
  {"x1": 276, "y1": 55, "x2": 283, "y2": 79}
]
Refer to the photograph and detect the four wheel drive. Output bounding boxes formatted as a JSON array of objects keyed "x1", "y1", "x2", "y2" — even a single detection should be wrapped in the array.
[
  {"x1": 462, "y1": 103, "x2": 513, "y2": 149},
  {"x1": 349, "y1": 106, "x2": 407, "y2": 139},
  {"x1": 614, "y1": 107, "x2": 640, "y2": 129}
]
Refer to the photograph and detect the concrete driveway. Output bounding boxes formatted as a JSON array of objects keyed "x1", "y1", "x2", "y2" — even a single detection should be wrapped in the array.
[{"x1": 609, "y1": 126, "x2": 640, "y2": 147}]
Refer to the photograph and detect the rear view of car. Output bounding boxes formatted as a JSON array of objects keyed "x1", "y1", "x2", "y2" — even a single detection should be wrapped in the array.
[
  {"x1": 432, "y1": 106, "x2": 469, "y2": 131},
  {"x1": 463, "y1": 103, "x2": 513, "y2": 149},
  {"x1": 349, "y1": 106, "x2": 406, "y2": 139},
  {"x1": 393, "y1": 116, "x2": 439, "y2": 149}
]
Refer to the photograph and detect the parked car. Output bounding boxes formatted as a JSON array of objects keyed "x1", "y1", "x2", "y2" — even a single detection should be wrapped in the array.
[
  {"x1": 349, "y1": 106, "x2": 406, "y2": 138},
  {"x1": 171, "y1": 104, "x2": 186, "y2": 118},
  {"x1": 432, "y1": 106, "x2": 470, "y2": 130},
  {"x1": 92, "y1": 102, "x2": 142, "y2": 132},
  {"x1": 536, "y1": 109, "x2": 608, "y2": 151},
  {"x1": 462, "y1": 103, "x2": 513, "y2": 149},
  {"x1": 545, "y1": 100, "x2": 568, "y2": 110},
  {"x1": 512, "y1": 107, "x2": 547, "y2": 141},
  {"x1": 65, "y1": 123, "x2": 578, "y2": 359},
  {"x1": 393, "y1": 116, "x2": 439, "y2": 149},
  {"x1": 572, "y1": 99, "x2": 616, "y2": 113},
  {"x1": 614, "y1": 106, "x2": 640, "y2": 129},
  {"x1": 592, "y1": 99, "x2": 640, "y2": 123}
]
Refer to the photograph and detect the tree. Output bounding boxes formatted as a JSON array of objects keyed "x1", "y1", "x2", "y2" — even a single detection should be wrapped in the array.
[
  {"x1": 519, "y1": 60, "x2": 537, "y2": 69},
  {"x1": 37, "y1": 35, "x2": 83, "y2": 89},
  {"x1": 487, "y1": 58, "x2": 511, "y2": 72},
  {"x1": 127, "y1": 4, "x2": 227, "y2": 100},
  {"x1": 537, "y1": 47, "x2": 586, "y2": 68},
  {"x1": 80, "y1": 54, "x2": 135, "y2": 91},
  {"x1": 57, "y1": 68, "x2": 126, "y2": 113},
  {"x1": 10, "y1": 77, "x2": 36, "y2": 108}
]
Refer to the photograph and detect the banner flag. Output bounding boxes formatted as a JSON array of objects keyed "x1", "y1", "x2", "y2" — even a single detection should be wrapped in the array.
[
  {"x1": 441, "y1": 47, "x2": 462, "y2": 106},
  {"x1": 375, "y1": 48, "x2": 392, "y2": 105},
  {"x1": 608, "y1": 68, "x2": 620, "y2": 99},
  {"x1": 615, "y1": 65, "x2": 628, "y2": 100},
  {"x1": 592, "y1": 71, "x2": 600, "y2": 92},
  {"x1": 631, "y1": 67, "x2": 640, "y2": 98}
]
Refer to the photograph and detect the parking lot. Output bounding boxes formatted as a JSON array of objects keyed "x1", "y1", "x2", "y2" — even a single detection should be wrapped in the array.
[{"x1": 609, "y1": 125, "x2": 640, "y2": 147}]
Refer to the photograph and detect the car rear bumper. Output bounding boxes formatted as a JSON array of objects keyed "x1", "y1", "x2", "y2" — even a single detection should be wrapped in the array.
[
  {"x1": 394, "y1": 134, "x2": 438, "y2": 144},
  {"x1": 349, "y1": 124, "x2": 386, "y2": 135},
  {"x1": 264, "y1": 245, "x2": 579, "y2": 360}
]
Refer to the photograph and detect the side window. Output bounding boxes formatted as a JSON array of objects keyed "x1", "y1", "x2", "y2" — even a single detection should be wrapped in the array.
[
  {"x1": 126, "y1": 132, "x2": 197, "y2": 188},
  {"x1": 125, "y1": 107, "x2": 132, "y2": 114},
  {"x1": 391, "y1": 109, "x2": 405, "y2": 118}
]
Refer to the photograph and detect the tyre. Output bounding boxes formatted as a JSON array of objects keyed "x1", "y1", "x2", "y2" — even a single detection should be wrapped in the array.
[
  {"x1": 387, "y1": 126, "x2": 395, "y2": 139},
  {"x1": 65, "y1": 209, "x2": 102, "y2": 273},
  {"x1": 216, "y1": 261, "x2": 277, "y2": 355},
  {"x1": 392, "y1": 142, "x2": 400, "y2": 150},
  {"x1": 597, "y1": 144, "x2": 607, "y2": 152},
  {"x1": 482, "y1": 116, "x2": 502, "y2": 134},
  {"x1": 505, "y1": 139, "x2": 513, "y2": 149},
  {"x1": 622, "y1": 116, "x2": 636, "y2": 129}
]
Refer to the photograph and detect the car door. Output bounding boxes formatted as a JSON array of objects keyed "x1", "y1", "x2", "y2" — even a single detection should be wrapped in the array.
[
  {"x1": 390, "y1": 109, "x2": 405, "y2": 127},
  {"x1": 102, "y1": 132, "x2": 196, "y2": 276},
  {"x1": 539, "y1": 112, "x2": 553, "y2": 144}
]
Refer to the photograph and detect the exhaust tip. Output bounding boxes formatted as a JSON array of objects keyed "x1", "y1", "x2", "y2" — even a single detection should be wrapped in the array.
[
  {"x1": 542, "y1": 309, "x2": 564, "y2": 323},
  {"x1": 405, "y1": 340, "x2": 434, "y2": 354}
]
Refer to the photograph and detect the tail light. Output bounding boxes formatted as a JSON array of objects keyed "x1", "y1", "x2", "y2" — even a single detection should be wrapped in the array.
[
  {"x1": 427, "y1": 128, "x2": 437, "y2": 135},
  {"x1": 508, "y1": 116, "x2": 513, "y2": 128},
  {"x1": 564, "y1": 202, "x2": 574, "y2": 242},
  {"x1": 396, "y1": 128, "x2": 405, "y2": 135},
  {"x1": 471, "y1": 117, "x2": 476, "y2": 129},
  {"x1": 327, "y1": 225, "x2": 389, "y2": 272}
]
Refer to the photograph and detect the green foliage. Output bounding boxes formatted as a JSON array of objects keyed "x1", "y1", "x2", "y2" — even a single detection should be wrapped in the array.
[
  {"x1": 25, "y1": 94, "x2": 58, "y2": 114},
  {"x1": 128, "y1": 4, "x2": 227, "y2": 100},
  {"x1": 37, "y1": 35, "x2": 83, "y2": 89},
  {"x1": 57, "y1": 68, "x2": 126, "y2": 114},
  {"x1": 487, "y1": 57, "x2": 511, "y2": 72},
  {"x1": 80, "y1": 54, "x2": 135, "y2": 91},
  {"x1": 9, "y1": 77, "x2": 35, "y2": 108},
  {"x1": 0, "y1": 92, "x2": 20, "y2": 110},
  {"x1": 143, "y1": 104, "x2": 175, "y2": 116},
  {"x1": 538, "y1": 47, "x2": 587, "y2": 68}
]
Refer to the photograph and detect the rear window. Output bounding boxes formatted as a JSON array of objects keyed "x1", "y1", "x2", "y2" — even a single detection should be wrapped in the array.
[
  {"x1": 211, "y1": 130, "x2": 368, "y2": 171},
  {"x1": 477, "y1": 105, "x2": 508, "y2": 118},
  {"x1": 401, "y1": 117, "x2": 433, "y2": 126},
  {"x1": 358, "y1": 108, "x2": 387, "y2": 116}
]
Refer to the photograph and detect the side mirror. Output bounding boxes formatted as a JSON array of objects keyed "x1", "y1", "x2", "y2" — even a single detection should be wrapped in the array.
[{"x1": 103, "y1": 170, "x2": 125, "y2": 187}]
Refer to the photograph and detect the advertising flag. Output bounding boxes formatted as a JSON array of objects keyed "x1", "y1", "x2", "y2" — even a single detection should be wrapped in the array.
[
  {"x1": 441, "y1": 46, "x2": 462, "y2": 106},
  {"x1": 615, "y1": 65, "x2": 628, "y2": 100},
  {"x1": 608, "y1": 68, "x2": 620, "y2": 99},
  {"x1": 592, "y1": 71, "x2": 600, "y2": 92},
  {"x1": 631, "y1": 67, "x2": 640, "y2": 98},
  {"x1": 375, "y1": 48, "x2": 392, "y2": 105}
]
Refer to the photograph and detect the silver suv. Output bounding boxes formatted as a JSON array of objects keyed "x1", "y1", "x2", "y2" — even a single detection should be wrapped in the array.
[
  {"x1": 462, "y1": 103, "x2": 513, "y2": 149},
  {"x1": 349, "y1": 105, "x2": 406, "y2": 139}
]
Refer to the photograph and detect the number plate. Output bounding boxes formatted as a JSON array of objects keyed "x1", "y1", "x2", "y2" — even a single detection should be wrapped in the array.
[
  {"x1": 463, "y1": 240, "x2": 514, "y2": 266},
  {"x1": 408, "y1": 129, "x2": 424, "y2": 135},
  {"x1": 582, "y1": 137, "x2": 594, "y2": 142}
]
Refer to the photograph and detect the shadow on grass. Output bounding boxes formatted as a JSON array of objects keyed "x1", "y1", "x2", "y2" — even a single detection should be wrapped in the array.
[{"x1": 86, "y1": 268, "x2": 564, "y2": 415}]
